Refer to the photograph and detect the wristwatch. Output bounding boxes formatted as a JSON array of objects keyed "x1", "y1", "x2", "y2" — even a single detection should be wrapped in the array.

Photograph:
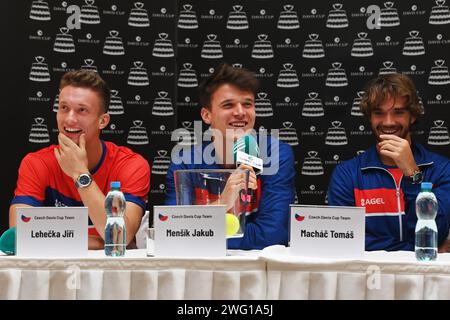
[
  {"x1": 75, "y1": 173, "x2": 93, "y2": 189},
  {"x1": 406, "y1": 169, "x2": 423, "y2": 185}
]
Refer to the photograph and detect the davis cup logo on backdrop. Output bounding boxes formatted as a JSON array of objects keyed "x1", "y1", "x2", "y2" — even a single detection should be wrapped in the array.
[
  {"x1": 325, "y1": 62, "x2": 348, "y2": 87},
  {"x1": 178, "y1": 4, "x2": 199, "y2": 29},
  {"x1": 80, "y1": 0, "x2": 101, "y2": 25},
  {"x1": 402, "y1": 31, "x2": 425, "y2": 55},
  {"x1": 152, "y1": 92, "x2": 174, "y2": 116},
  {"x1": 427, "y1": 93, "x2": 450, "y2": 107},
  {"x1": 428, "y1": 120, "x2": 450, "y2": 145},
  {"x1": 277, "y1": 63, "x2": 299, "y2": 88},
  {"x1": 380, "y1": 2, "x2": 400, "y2": 27},
  {"x1": 80, "y1": 58, "x2": 97, "y2": 72},
  {"x1": 29, "y1": 0, "x2": 51, "y2": 21},
  {"x1": 127, "y1": 120, "x2": 149, "y2": 145},
  {"x1": 201, "y1": 34, "x2": 223, "y2": 59},
  {"x1": 326, "y1": 3, "x2": 349, "y2": 28},
  {"x1": 152, "y1": 33, "x2": 175, "y2": 58},
  {"x1": 302, "y1": 34, "x2": 325, "y2": 58},
  {"x1": 29, "y1": 29, "x2": 51, "y2": 41},
  {"x1": 325, "y1": 121, "x2": 348, "y2": 145},
  {"x1": 251, "y1": 34, "x2": 274, "y2": 59},
  {"x1": 53, "y1": 27, "x2": 75, "y2": 53},
  {"x1": 128, "y1": 2, "x2": 150, "y2": 27},
  {"x1": 324, "y1": 94, "x2": 347, "y2": 108},
  {"x1": 227, "y1": 5, "x2": 249, "y2": 30},
  {"x1": 21, "y1": 215, "x2": 31, "y2": 223},
  {"x1": 301, "y1": 151, "x2": 324, "y2": 176},
  {"x1": 29, "y1": 56, "x2": 50, "y2": 82},
  {"x1": 351, "y1": 124, "x2": 372, "y2": 137},
  {"x1": 277, "y1": 5, "x2": 300, "y2": 29},
  {"x1": 29, "y1": 118, "x2": 50, "y2": 144},
  {"x1": 429, "y1": 0, "x2": 450, "y2": 24},
  {"x1": 279, "y1": 121, "x2": 299, "y2": 146},
  {"x1": 302, "y1": 92, "x2": 324, "y2": 117},
  {"x1": 379, "y1": 61, "x2": 397, "y2": 75},
  {"x1": 127, "y1": 61, "x2": 149, "y2": 86},
  {"x1": 177, "y1": 63, "x2": 198, "y2": 87},
  {"x1": 255, "y1": 92, "x2": 273, "y2": 117},
  {"x1": 158, "y1": 214, "x2": 169, "y2": 222},
  {"x1": 29, "y1": 90, "x2": 50, "y2": 103},
  {"x1": 109, "y1": 90, "x2": 124, "y2": 115},
  {"x1": 428, "y1": 60, "x2": 450, "y2": 85},
  {"x1": 152, "y1": 150, "x2": 170, "y2": 175},
  {"x1": 103, "y1": 4, "x2": 126, "y2": 17},
  {"x1": 102, "y1": 123, "x2": 124, "y2": 135},
  {"x1": 103, "y1": 30, "x2": 125, "y2": 55},
  {"x1": 351, "y1": 32, "x2": 373, "y2": 57}
]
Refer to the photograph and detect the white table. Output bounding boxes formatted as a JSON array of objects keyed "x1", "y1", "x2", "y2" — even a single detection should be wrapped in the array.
[
  {"x1": 261, "y1": 245, "x2": 450, "y2": 300},
  {"x1": 0, "y1": 249, "x2": 266, "y2": 300},
  {"x1": 3, "y1": 247, "x2": 450, "y2": 299}
]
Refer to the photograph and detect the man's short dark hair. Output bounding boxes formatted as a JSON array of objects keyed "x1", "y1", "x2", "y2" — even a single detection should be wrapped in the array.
[
  {"x1": 199, "y1": 63, "x2": 259, "y2": 109},
  {"x1": 360, "y1": 73, "x2": 423, "y2": 120},
  {"x1": 59, "y1": 70, "x2": 110, "y2": 113}
]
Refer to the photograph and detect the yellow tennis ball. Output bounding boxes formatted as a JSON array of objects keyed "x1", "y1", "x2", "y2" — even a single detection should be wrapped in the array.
[{"x1": 226, "y1": 213, "x2": 240, "y2": 237}]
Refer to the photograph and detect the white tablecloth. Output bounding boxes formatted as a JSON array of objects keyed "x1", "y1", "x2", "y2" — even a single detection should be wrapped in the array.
[
  {"x1": 3, "y1": 247, "x2": 450, "y2": 299},
  {"x1": 261, "y1": 245, "x2": 450, "y2": 300},
  {"x1": 0, "y1": 249, "x2": 266, "y2": 300}
]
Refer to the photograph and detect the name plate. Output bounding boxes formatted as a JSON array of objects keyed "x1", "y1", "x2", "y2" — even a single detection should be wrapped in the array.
[
  {"x1": 154, "y1": 205, "x2": 226, "y2": 257},
  {"x1": 16, "y1": 207, "x2": 88, "y2": 258},
  {"x1": 290, "y1": 205, "x2": 365, "y2": 259}
]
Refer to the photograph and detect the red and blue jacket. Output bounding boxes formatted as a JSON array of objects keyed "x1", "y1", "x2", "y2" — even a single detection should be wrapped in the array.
[
  {"x1": 12, "y1": 141, "x2": 150, "y2": 236},
  {"x1": 165, "y1": 136, "x2": 296, "y2": 250},
  {"x1": 328, "y1": 143, "x2": 450, "y2": 251}
]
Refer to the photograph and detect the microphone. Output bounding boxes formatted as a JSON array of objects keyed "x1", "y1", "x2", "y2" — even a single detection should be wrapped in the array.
[
  {"x1": 232, "y1": 134, "x2": 263, "y2": 174},
  {"x1": 232, "y1": 135, "x2": 263, "y2": 208},
  {"x1": 0, "y1": 227, "x2": 16, "y2": 255}
]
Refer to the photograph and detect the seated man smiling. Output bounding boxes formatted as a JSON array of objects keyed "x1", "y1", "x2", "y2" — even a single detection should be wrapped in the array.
[
  {"x1": 327, "y1": 73, "x2": 450, "y2": 251},
  {"x1": 165, "y1": 63, "x2": 296, "y2": 250},
  {"x1": 9, "y1": 70, "x2": 150, "y2": 249}
]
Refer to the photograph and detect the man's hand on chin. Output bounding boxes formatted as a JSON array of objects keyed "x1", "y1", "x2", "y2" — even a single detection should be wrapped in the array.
[
  {"x1": 378, "y1": 134, "x2": 418, "y2": 176},
  {"x1": 54, "y1": 133, "x2": 89, "y2": 180}
]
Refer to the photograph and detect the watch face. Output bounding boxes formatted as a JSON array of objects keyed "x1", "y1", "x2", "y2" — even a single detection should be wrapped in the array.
[
  {"x1": 414, "y1": 172, "x2": 423, "y2": 183},
  {"x1": 79, "y1": 174, "x2": 91, "y2": 186}
]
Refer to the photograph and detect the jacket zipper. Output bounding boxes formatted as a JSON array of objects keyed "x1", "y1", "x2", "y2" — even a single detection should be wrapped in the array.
[
  {"x1": 362, "y1": 163, "x2": 432, "y2": 242},
  {"x1": 361, "y1": 167, "x2": 404, "y2": 241}
]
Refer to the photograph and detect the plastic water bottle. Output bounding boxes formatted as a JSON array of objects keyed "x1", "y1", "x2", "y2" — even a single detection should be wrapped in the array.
[
  {"x1": 104, "y1": 181, "x2": 126, "y2": 256},
  {"x1": 415, "y1": 182, "x2": 438, "y2": 261}
]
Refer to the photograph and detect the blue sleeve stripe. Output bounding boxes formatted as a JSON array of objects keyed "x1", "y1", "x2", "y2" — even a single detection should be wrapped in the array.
[
  {"x1": 11, "y1": 196, "x2": 42, "y2": 207},
  {"x1": 124, "y1": 193, "x2": 146, "y2": 210}
]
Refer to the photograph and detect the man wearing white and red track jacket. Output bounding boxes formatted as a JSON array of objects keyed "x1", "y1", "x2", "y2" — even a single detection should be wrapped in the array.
[
  {"x1": 328, "y1": 143, "x2": 450, "y2": 251},
  {"x1": 165, "y1": 136, "x2": 296, "y2": 250}
]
